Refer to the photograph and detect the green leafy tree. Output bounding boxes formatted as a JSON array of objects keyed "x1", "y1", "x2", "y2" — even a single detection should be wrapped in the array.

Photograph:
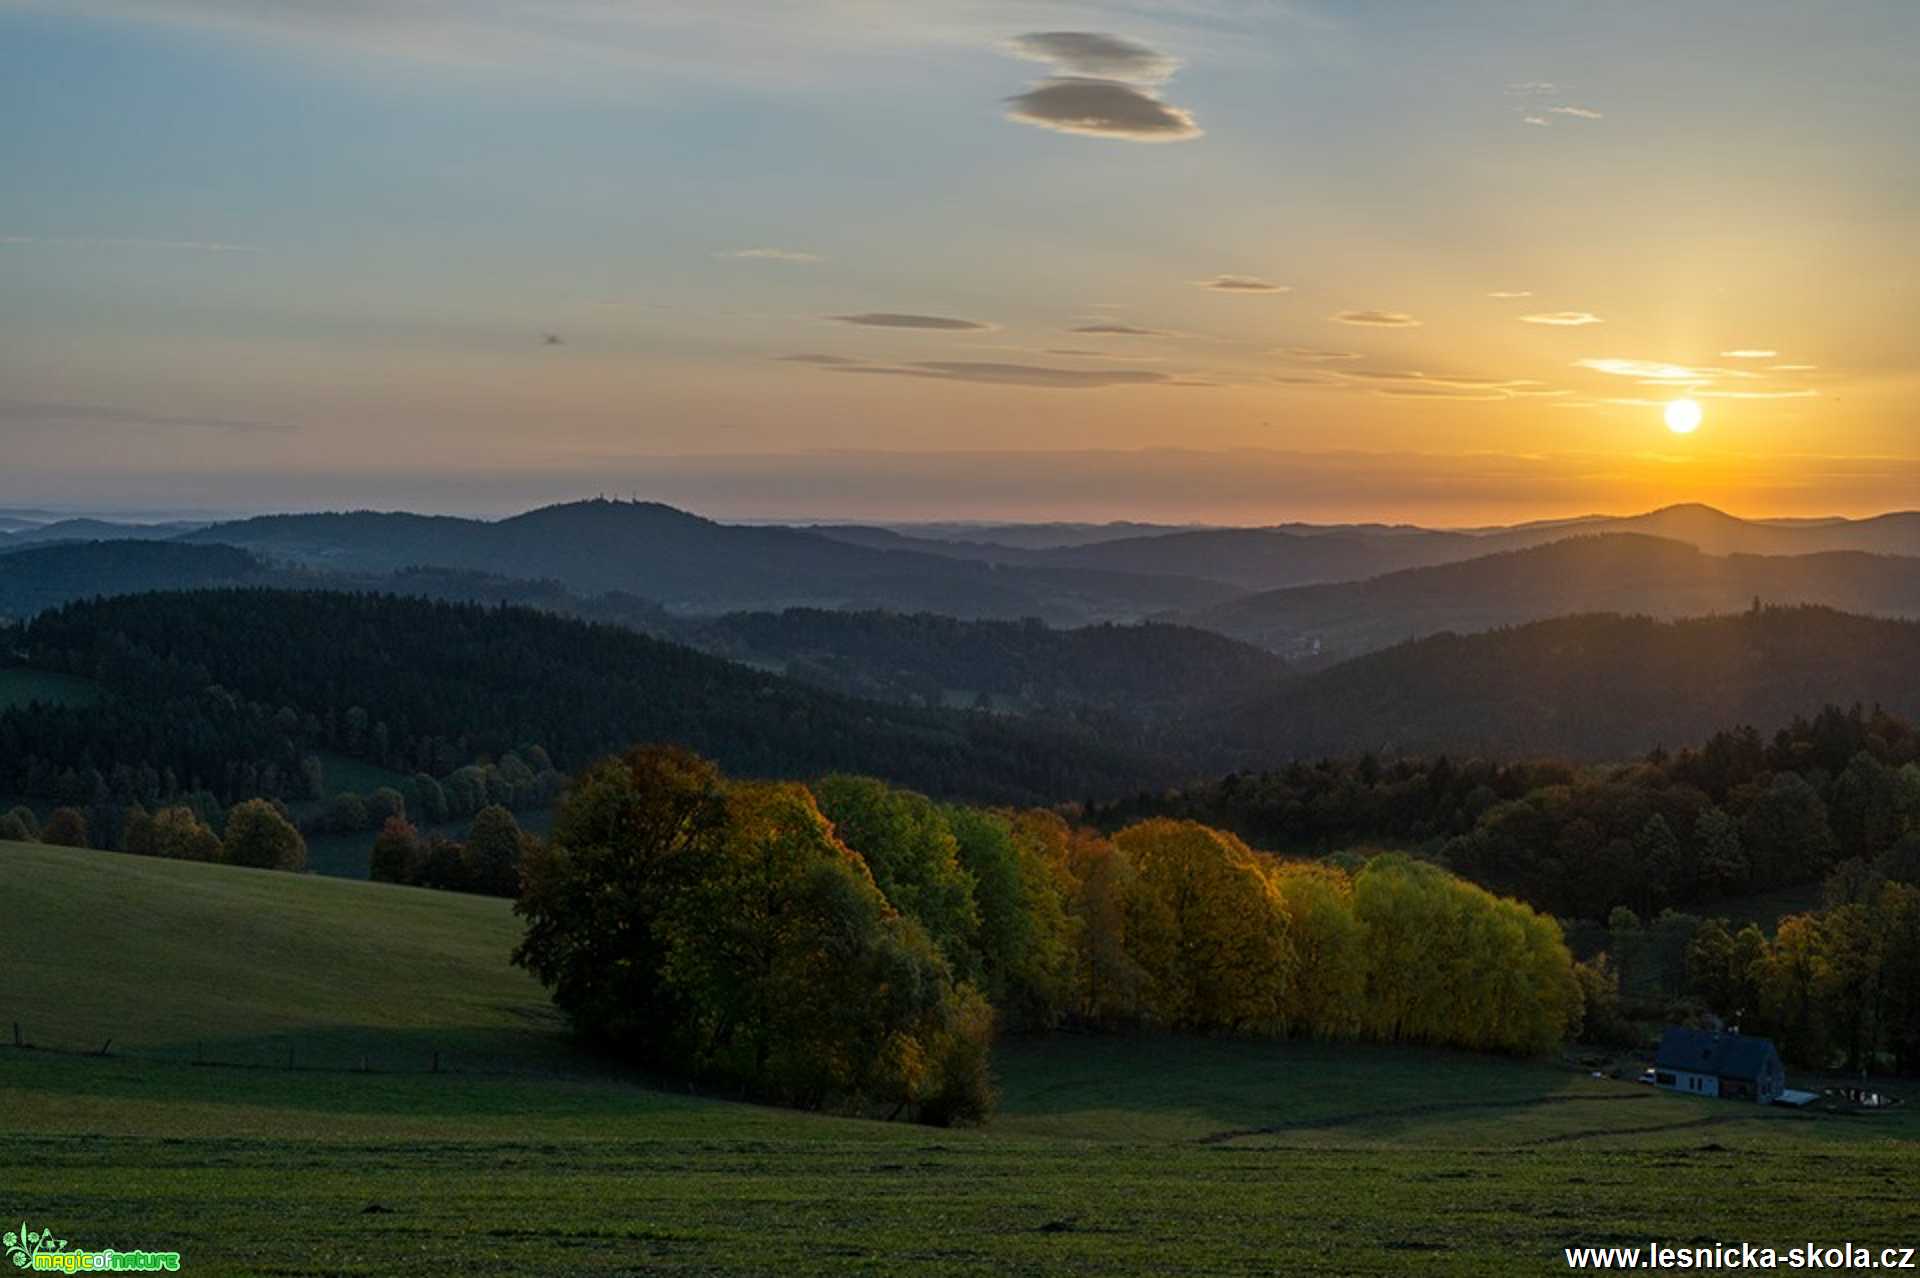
[
  {"x1": 944, "y1": 804, "x2": 1073, "y2": 1030},
  {"x1": 151, "y1": 805, "x2": 222, "y2": 861},
  {"x1": 1693, "y1": 807, "x2": 1746, "y2": 896},
  {"x1": 222, "y1": 798, "x2": 308, "y2": 871},
  {"x1": 465, "y1": 804, "x2": 525, "y2": 897},
  {"x1": 513, "y1": 745, "x2": 728, "y2": 1060},
  {"x1": 324, "y1": 791, "x2": 370, "y2": 834},
  {"x1": 812, "y1": 775, "x2": 981, "y2": 976},
  {"x1": 366, "y1": 786, "x2": 407, "y2": 827}
]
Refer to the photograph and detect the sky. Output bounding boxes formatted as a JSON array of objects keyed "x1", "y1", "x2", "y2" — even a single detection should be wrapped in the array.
[{"x1": 2, "y1": 0, "x2": 1916, "y2": 524}]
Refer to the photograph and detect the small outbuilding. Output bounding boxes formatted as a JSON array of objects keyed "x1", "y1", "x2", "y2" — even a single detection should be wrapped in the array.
[{"x1": 1652, "y1": 1028, "x2": 1785, "y2": 1103}]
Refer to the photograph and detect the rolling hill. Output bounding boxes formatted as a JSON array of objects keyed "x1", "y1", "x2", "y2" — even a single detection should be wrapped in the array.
[
  {"x1": 0, "y1": 540, "x2": 273, "y2": 619},
  {"x1": 181, "y1": 499, "x2": 1238, "y2": 622},
  {"x1": 681, "y1": 609, "x2": 1294, "y2": 720},
  {"x1": 1218, "y1": 605, "x2": 1920, "y2": 761},
  {"x1": 1183, "y1": 534, "x2": 1920, "y2": 660},
  {"x1": 814, "y1": 503, "x2": 1920, "y2": 595},
  {"x1": 1, "y1": 516, "x2": 209, "y2": 545},
  {"x1": 5, "y1": 838, "x2": 1915, "y2": 1274},
  {"x1": 6, "y1": 589, "x2": 1182, "y2": 805}
]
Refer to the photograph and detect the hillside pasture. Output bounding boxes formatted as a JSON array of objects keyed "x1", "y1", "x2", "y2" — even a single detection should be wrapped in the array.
[{"x1": 3, "y1": 840, "x2": 1915, "y2": 1276}]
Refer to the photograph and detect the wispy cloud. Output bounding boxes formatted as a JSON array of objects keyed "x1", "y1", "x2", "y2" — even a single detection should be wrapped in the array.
[
  {"x1": 1196, "y1": 274, "x2": 1289, "y2": 293},
  {"x1": 1374, "y1": 385, "x2": 1513, "y2": 401},
  {"x1": 824, "y1": 360, "x2": 1192, "y2": 389},
  {"x1": 1335, "y1": 369, "x2": 1552, "y2": 398},
  {"x1": 1487, "y1": 290, "x2": 1533, "y2": 299},
  {"x1": 1004, "y1": 32, "x2": 1178, "y2": 84},
  {"x1": 775, "y1": 353, "x2": 865, "y2": 365},
  {"x1": 1720, "y1": 348, "x2": 1778, "y2": 359},
  {"x1": 1522, "y1": 115, "x2": 1550, "y2": 127},
  {"x1": 2, "y1": 234, "x2": 262, "y2": 254},
  {"x1": 719, "y1": 247, "x2": 822, "y2": 262},
  {"x1": 1333, "y1": 310, "x2": 1421, "y2": 327},
  {"x1": 1044, "y1": 347, "x2": 1165, "y2": 361},
  {"x1": 0, "y1": 397, "x2": 287, "y2": 433},
  {"x1": 1069, "y1": 322, "x2": 1169, "y2": 336},
  {"x1": 1506, "y1": 80, "x2": 1556, "y2": 96},
  {"x1": 1547, "y1": 105, "x2": 1603, "y2": 120},
  {"x1": 1002, "y1": 32, "x2": 1200, "y2": 142},
  {"x1": 1520, "y1": 311, "x2": 1604, "y2": 326},
  {"x1": 829, "y1": 312, "x2": 992, "y2": 331},
  {"x1": 1278, "y1": 347, "x2": 1361, "y2": 361},
  {"x1": 1574, "y1": 357, "x2": 1760, "y2": 383}
]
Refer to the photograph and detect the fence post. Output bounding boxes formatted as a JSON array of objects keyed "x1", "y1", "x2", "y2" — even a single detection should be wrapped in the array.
[
  {"x1": 97, "y1": 1038, "x2": 111, "y2": 1057},
  {"x1": 11, "y1": 1021, "x2": 19, "y2": 1048}
]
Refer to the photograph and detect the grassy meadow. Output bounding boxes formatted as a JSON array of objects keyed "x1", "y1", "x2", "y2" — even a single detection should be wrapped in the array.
[
  {"x1": 3, "y1": 840, "x2": 1914, "y2": 1276},
  {"x1": 0, "y1": 667, "x2": 103, "y2": 710}
]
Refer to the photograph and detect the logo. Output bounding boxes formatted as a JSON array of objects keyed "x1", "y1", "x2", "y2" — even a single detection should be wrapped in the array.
[
  {"x1": 5, "y1": 1222, "x2": 181, "y2": 1272},
  {"x1": 6, "y1": 1225, "x2": 66, "y2": 1270}
]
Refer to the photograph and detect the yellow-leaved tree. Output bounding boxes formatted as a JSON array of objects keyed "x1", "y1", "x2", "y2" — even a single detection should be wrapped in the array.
[
  {"x1": 1112, "y1": 819, "x2": 1294, "y2": 1033},
  {"x1": 1268, "y1": 862, "x2": 1366, "y2": 1040}
]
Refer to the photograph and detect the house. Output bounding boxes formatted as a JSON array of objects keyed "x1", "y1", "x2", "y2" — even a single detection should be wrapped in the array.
[{"x1": 1652, "y1": 1028, "x2": 1785, "y2": 1103}]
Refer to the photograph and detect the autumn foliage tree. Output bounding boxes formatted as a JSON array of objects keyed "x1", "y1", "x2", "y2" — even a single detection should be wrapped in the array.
[
  {"x1": 514, "y1": 749, "x2": 994, "y2": 1121},
  {"x1": 513, "y1": 745, "x2": 1590, "y2": 1123},
  {"x1": 1113, "y1": 820, "x2": 1294, "y2": 1033}
]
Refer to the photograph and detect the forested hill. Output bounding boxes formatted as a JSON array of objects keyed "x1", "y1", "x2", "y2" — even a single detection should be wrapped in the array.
[
  {"x1": 1222, "y1": 605, "x2": 1920, "y2": 762},
  {"x1": 0, "y1": 537, "x2": 678, "y2": 630},
  {"x1": 179, "y1": 500, "x2": 1236, "y2": 623},
  {"x1": 1182, "y1": 534, "x2": 1920, "y2": 661},
  {"x1": 0, "y1": 540, "x2": 272, "y2": 617},
  {"x1": 3, "y1": 590, "x2": 1176, "y2": 805},
  {"x1": 682, "y1": 609, "x2": 1294, "y2": 718}
]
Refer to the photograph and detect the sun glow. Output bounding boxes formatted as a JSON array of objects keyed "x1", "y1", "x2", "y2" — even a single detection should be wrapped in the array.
[{"x1": 1664, "y1": 398, "x2": 1702, "y2": 434}]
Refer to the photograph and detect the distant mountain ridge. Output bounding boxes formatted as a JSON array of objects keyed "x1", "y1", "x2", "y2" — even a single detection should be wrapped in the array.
[
  {"x1": 1217, "y1": 605, "x2": 1920, "y2": 762},
  {"x1": 179, "y1": 500, "x2": 1237, "y2": 623},
  {"x1": 1182, "y1": 533, "x2": 1920, "y2": 660},
  {"x1": 812, "y1": 502, "x2": 1920, "y2": 593}
]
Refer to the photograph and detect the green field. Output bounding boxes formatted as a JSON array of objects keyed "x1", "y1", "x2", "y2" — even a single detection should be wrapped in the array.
[
  {"x1": 0, "y1": 667, "x2": 104, "y2": 709},
  {"x1": 3, "y1": 841, "x2": 1914, "y2": 1276}
]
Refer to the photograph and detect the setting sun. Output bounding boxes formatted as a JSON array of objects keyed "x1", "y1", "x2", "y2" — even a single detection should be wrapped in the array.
[{"x1": 1664, "y1": 399, "x2": 1703, "y2": 435}]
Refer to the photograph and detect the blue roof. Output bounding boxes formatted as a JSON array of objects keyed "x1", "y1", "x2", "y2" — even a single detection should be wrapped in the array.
[{"x1": 1654, "y1": 1028, "x2": 1780, "y2": 1081}]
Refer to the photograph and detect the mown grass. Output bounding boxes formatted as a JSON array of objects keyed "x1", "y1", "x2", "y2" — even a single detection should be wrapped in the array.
[
  {"x1": 3, "y1": 839, "x2": 1915, "y2": 1276},
  {"x1": 0, "y1": 841, "x2": 564, "y2": 1071}
]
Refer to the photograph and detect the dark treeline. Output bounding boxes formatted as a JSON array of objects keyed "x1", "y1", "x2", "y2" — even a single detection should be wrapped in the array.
[
  {"x1": 1, "y1": 796, "x2": 307, "y2": 872},
  {"x1": 1682, "y1": 866, "x2": 1920, "y2": 1075},
  {"x1": 685, "y1": 608, "x2": 1292, "y2": 723},
  {"x1": 1565, "y1": 852, "x2": 1920, "y2": 1077},
  {"x1": 0, "y1": 589, "x2": 1172, "y2": 809},
  {"x1": 1096, "y1": 704, "x2": 1920, "y2": 922}
]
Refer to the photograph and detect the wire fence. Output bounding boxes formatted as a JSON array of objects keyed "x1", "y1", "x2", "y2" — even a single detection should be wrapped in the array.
[{"x1": 2, "y1": 1016, "x2": 598, "y2": 1080}]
